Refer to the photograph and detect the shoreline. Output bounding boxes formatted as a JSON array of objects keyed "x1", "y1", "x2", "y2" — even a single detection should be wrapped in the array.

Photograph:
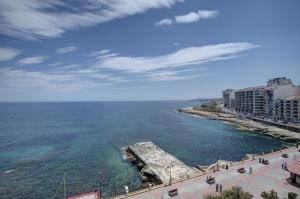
[{"x1": 178, "y1": 107, "x2": 300, "y2": 142}]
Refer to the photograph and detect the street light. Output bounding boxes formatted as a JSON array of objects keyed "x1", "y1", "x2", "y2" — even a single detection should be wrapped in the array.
[
  {"x1": 252, "y1": 144, "x2": 255, "y2": 160},
  {"x1": 167, "y1": 164, "x2": 174, "y2": 185}
]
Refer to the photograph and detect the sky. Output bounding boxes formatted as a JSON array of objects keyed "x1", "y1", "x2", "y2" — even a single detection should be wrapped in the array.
[{"x1": 0, "y1": 0, "x2": 299, "y2": 102}]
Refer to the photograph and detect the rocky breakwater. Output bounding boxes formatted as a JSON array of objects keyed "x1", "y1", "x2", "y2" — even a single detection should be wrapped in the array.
[{"x1": 178, "y1": 107, "x2": 300, "y2": 142}]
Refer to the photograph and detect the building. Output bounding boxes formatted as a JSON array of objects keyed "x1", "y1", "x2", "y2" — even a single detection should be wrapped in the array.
[
  {"x1": 273, "y1": 97, "x2": 300, "y2": 123},
  {"x1": 222, "y1": 89, "x2": 235, "y2": 109},
  {"x1": 234, "y1": 86, "x2": 266, "y2": 116},
  {"x1": 287, "y1": 162, "x2": 300, "y2": 185},
  {"x1": 223, "y1": 77, "x2": 300, "y2": 123},
  {"x1": 265, "y1": 77, "x2": 297, "y2": 118}
]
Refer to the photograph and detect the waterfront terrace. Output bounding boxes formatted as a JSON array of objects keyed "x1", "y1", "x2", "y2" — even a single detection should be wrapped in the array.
[{"x1": 113, "y1": 147, "x2": 300, "y2": 199}]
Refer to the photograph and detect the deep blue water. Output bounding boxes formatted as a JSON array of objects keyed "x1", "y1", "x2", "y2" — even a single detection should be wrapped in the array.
[{"x1": 0, "y1": 101, "x2": 288, "y2": 198}]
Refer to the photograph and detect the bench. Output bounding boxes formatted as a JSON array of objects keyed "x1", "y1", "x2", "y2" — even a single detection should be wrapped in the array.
[
  {"x1": 237, "y1": 167, "x2": 245, "y2": 173},
  {"x1": 206, "y1": 177, "x2": 215, "y2": 184},
  {"x1": 262, "y1": 159, "x2": 269, "y2": 165},
  {"x1": 168, "y1": 189, "x2": 178, "y2": 197},
  {"x1": 282, "y1": 153, "x2": 288, "y2": 158}
]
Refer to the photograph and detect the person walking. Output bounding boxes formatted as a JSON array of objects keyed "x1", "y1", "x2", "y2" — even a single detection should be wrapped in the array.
[
  {"x1": 249, "y1": 166, "x2": 252, "y2": 174},
  {"x1": 219, "y1": 184, "x2": 223, "y2": 192},
  {"x1": 216, "y1": 183, "x2": 219, "y2": 192}
]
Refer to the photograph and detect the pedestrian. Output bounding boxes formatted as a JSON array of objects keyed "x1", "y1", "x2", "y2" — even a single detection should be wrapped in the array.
[
  {"x1": 219, "y1": 184, "x2": 223, "y2": 192},
  {"x1": 249, "y1": 166, "x2": 252, "y2": 174},
  {"x1": 216, "y1": 183, "x2": 219, "y2": 192}
]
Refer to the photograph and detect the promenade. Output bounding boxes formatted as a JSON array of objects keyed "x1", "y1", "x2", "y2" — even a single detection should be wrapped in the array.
[{"x1": 114, "y1": 147, "x2": 300, "y2": 199}]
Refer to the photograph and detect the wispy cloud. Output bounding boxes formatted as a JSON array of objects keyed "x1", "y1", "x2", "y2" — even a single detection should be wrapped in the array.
[
  {"x1": 56, "y1": 46, "x2": 79, "y2": 54},
  {"x1": 0, "y1": 47, "x2": 22, "y2": 61},
  {"x1": 155, "y1": 18, "x2": 173, "y2": 26},
  {"x1": 175, "y1": 10, "x2": 218, "y2": 24},
  {"x1": 144, "y1": 67, "x2": 212, "y2": 81},
  {"x1": 0, "y1": 0, "x2": 183, "y2": 40},
  {"x1": 18, "y1": 56, "x2": 46, "y2": 65},
  {"x1": 95, "y1": 42, "x2": 259, "y2": 73},
  {"x1": 88, "y1": 49, "x2": 111, "y2": 57},
  {"x1": 155, "y1": 10, "x2": 218, "y2": 26},
  {"x1": 0, "y1": 68, "x2": 109, "y2": 92}
]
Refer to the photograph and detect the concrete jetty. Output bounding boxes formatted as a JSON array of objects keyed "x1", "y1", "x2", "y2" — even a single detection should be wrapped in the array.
[{"x1": 125, "y1": 142, "x2": 198, "y2": 184}]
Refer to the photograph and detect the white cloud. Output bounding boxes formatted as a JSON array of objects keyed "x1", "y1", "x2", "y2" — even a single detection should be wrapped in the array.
[
  {"x1": 144, "y1": 67, "x2": 212, "y2": 81},
  {"x1": 0, "y1": 68, "x2": 109, "y2": 92},
  {"x1": 156, "y1": 10, "x2": 218, "y2": 26},
  {"x1": 95, "y1": 42, "x2": 259, "y2": 73},
  {"x1": 88, "y1": 49, "x2": 111, "y2": 57},
  {"x1": 0, "y1": 0, "x2": 183, "y2": 40},
  {"x1": 18, "y1": 56, "x2": 46, "y2": 65},
  {"x1": 175, "y1": 10, "x2": 218, "y2": 24},
  {"x1": 56, "y1": 46, "x2": 79, "y2": 54},
  {"x1": 155, "y1": 18, "x2": 173, "y2": 26},
  {"x1": 0, "y1": 47, "x2": 21, "y2": 61}
]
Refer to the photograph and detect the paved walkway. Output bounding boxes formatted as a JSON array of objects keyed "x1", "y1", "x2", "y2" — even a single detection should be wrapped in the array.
[{"x1": 115, "y1": 147, "x2": 300, "y2": 199}]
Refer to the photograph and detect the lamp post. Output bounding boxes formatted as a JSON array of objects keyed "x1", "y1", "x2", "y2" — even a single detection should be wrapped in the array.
[
  {"x1": 96, "y1": 174, "x2": 102, "y2": 199},
  {"x1": 252, "y1": 144, "x2": 255, "y2": 160},
  {"x1": 167, "y1": 164, "x2": 174, "y2": 185}
]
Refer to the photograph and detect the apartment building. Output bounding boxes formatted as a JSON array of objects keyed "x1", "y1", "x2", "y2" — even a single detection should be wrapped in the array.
[
  {"x1": 222, "y1": 89, "x2": 235, "y2": 109},
  {"x1": 222, "y1": 77, "x2": 300, "y2": 123},
  {"x1": 273, "y1": 97, "x2": 300, "y2": 123},
  {"x1": 234, "y1": 86, "x2": 266, "y2": 116}
]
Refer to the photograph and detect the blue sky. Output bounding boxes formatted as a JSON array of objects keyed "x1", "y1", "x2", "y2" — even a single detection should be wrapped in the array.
[{"x1": 0, "y1": 0, "x2": 299, "y2": 101}]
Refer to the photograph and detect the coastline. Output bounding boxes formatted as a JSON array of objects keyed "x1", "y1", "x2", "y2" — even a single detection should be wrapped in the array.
[{"x1": 178, "y1": 107, "x2": 300, "y2": 142}]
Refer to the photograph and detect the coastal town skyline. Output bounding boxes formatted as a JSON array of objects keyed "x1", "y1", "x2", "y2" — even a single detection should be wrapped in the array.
[
  {"x1": 0, "y1": 0, "x2": 300, "y2": 102},
  {"x1": 1, "y1": 1, "x2": 300, "y2": 198}
]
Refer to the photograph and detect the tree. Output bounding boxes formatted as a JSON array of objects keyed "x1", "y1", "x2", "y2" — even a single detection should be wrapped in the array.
[
  {"x1": 204, "y1": 186, "x2": 253, "y2": 199},
  {"x1": 261, "y1": 190, "x2": 279, "y2": 199},
  {"x1": 288, "y1": 192, "x2": 298, "y2": 199}
]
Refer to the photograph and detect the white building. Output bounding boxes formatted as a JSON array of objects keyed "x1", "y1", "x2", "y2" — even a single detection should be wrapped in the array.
[
  {"x1": 223, "y1": 77, "x2": 300, "y2": 123},
  {"x1": 222, "y1": 89, "x2": 235, "y2": 109}
]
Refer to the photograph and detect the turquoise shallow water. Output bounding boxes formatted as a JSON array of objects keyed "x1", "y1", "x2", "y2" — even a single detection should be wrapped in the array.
[{"x1": 0, "y1": 101, "x2": 288, "y2": 198}]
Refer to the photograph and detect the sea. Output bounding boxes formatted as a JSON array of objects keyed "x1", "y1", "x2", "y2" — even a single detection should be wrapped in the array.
[{"x1": 0, "y1": 101, "x2": 288, "y2": 198}]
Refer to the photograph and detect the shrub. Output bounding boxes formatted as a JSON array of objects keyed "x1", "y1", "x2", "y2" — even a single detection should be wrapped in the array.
[
  {"x1": 261, "y1": 190, "x2": 278, "y2": 199},
  {"x1": 204, "y1": 186, "x2": 253, "y2": 199},
  {"x1": 288, "y1": 192, "x2": 298, "y2": 199}
]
